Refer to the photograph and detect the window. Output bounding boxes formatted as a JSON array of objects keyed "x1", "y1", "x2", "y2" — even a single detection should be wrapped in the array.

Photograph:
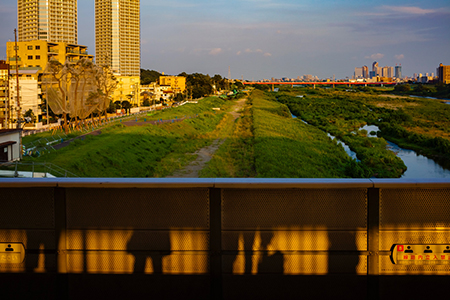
[
  {"x1": 28, "y1": 55, "x2": 33, "y2": 60},
  {"x1": 14, "y1": 46, "x2": 18, "y2": 50},
  {"x1": 36, "y1": 55, "x2": 40, "y2": 60},
  {"x1": 35, "y1": 45, "x2": 40, "y2": 50},
  {"x1": 27, "y1": 45, "x2": 33, "y2": 50}
]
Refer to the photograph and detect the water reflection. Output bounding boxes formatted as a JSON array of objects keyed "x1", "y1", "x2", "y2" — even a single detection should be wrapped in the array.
[
  {"x1": 386, "y1": 141, "x2": 450, "y2": 178},
  {"x1": 359, "y1": 125, "x2": 450, "y2": 178},
  {"x1": 326, "y1": 133, "x2": 359, "y2": 161}
]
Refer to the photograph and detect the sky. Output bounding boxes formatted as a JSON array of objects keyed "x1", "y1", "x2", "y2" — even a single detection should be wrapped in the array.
[{"x1": 1, "y1": 0, "x2": 449, "y2": 80}]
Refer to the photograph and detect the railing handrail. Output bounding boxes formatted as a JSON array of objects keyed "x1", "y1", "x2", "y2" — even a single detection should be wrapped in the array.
[{"x1": 0, "y1": 178, "x2": 449, "y2": 188}]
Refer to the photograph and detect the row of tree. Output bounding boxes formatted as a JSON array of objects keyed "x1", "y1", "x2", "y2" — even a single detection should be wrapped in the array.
[
  {"x1": 140, "y1": 69, "x2": 243, "y2": 101},
  {"x1": 43, "y1": 58, "x2": 117, "y2": 132}
]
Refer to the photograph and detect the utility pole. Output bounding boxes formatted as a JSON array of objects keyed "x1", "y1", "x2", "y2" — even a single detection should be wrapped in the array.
[{"x1": 14, "y1": 29, "x2": 21, "y2": 127}]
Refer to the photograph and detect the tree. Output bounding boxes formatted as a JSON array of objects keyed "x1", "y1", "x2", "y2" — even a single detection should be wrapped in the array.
[
  {"x1": 93, "y1": 64, "x2": 118, "y2": 120},
  {"x1": 43, "y1": 59, "x2": 118, "y2": 131},
  {"x1": 23, "y1": 109, "x2": 36, "y2": 123},
  {"x1": 394, "y1": 84, "x2": 410, "y2": 92},
  {"x1": 140, "y1": 69, "x2": 161, "y2": 85},
  {"x1": 42, "y1": 59, "x2": 71, "y2": 132}
]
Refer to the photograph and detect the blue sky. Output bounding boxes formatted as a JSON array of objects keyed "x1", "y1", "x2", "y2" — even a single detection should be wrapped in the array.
[{"x1": 1, "y1": 0, "x2": 449, "y2": 80}]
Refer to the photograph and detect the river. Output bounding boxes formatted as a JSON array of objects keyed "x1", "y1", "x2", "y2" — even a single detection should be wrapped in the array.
[
  {"x1": 408, "y1": 95, "x2": 450, "y2": 105},
  {"x1": 359, "y1": 125, "x2": 450, "y2": 178},
  {"x1": 292, "y1": 113, "x2": 450, "y2": 177}
]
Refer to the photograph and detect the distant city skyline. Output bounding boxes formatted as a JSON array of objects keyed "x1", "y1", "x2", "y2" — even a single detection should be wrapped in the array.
[{"x1": 1, "y1": 0, "x2": 449, "y2": 80}]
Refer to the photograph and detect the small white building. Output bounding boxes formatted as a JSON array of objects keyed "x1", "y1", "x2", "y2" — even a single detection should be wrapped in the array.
[
  {"x1": 9, "y1": 75, "x2": 42, "y2": 122},
  {"x1": 0, "y1": 129, "x2": 21, "y2": 162}
]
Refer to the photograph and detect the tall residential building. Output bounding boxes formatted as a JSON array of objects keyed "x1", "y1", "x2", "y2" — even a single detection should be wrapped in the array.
[
  {"x1": 382, "y1": 66, "x2": 394, "y2": 78},
  {"x1": 395, "y1": 65, "x2": 402, "y2": 79},
  {"x1": 362, "y1": 66, "x2": 369, "y2": 79},
  {"x1": 0, "y1": 61, "x2": 10, "y2": 128},
  {"x1": 437, "y1": 63, "x2": 450, "y2": 84},
  {"x1": 18, "y1": 0, "x2": 78, "y2": 44},
  {"x1": 95, "y1": 0, "x2": 140, "y2": 77},
  {"x1": 354, "y1": 67, "x2": 363, "y2": 79}
]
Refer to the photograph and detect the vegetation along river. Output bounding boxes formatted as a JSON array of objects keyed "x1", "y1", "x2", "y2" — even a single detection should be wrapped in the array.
[{"x1": 360, "y1": 125, "x2": 450, "y2": 178}]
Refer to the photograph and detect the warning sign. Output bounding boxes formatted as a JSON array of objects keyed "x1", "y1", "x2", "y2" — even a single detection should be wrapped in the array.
[
  {"x1": 390, "y1": 244, "x2": 450, "y2": 265},
  {"x1": 0, "y1": 243, "x2": 25, "y2": 264}
]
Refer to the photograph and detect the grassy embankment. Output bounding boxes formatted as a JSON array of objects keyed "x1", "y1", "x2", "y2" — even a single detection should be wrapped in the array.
[
  {"x1": 19, "y1": 97, "x2": 234, "y2": 177},
  {"x1": 277, "y1": 86, "x2": 450, "y2": 174},
  {"x1": 201, "y1": 89, "x2": 354, "y2": 178}
]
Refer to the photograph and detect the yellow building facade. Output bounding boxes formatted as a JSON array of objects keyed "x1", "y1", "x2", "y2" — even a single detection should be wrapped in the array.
[
  {"x1": 438, "y1": 63, "x2": 450, "y2": 84},
  {"x1": 6, "y1": 40, "x2": 93, "y2": 75},
  {"x1": 159, "y1": 76, "x2": 186, "y2": 93},
  {"x1": 0, "y1": 61, "x2": 9, "y2": 128},
  {"x1": 5, "y1": 40, "x2": 94, "y2": 125},
  {"x1": 113, "y1": 76, "x2": 140, "y2": 106}
]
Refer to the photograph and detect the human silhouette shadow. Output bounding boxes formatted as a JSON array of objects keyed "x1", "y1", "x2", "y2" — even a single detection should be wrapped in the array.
[
  {"x1": 327, "y1": 231, "x2": 359, "y2": 274},
  {"x1": 257, "y1": 232, "x2": 283, "y2": 274},
  {"x1": 127, "y1": 231, "x2": 172, "y2": 274}
]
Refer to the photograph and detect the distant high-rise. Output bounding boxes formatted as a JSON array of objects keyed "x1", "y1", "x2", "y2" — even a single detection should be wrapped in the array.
[
  {"x1": 362, "y1": 66, "x2": 369, "y2": 79},
  {"x1": 354, "y1": 67, "x2": 363, "y2": 79},
  {"x1": 95, "y1": 0, "x2": 140, "y2": 77},
  {"x1": 372, "y1": 62, "x2": 378, "y2": 72},
  {"x1": 395, "y1": 65, "x2": 402, "y2": 79},
  {"x1": 18, "y1": 0, "x2": 78, "y2": 44},
  {"x1": 372, "y1": 61, "x2": 381, "y2": 76}
]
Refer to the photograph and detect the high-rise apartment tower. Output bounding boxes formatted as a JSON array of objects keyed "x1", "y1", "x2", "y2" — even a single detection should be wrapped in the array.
[
  {"x1": 17, "y1": 0, "x2": 78, "y2": 44},
  {"x1": 395, "y1": 65, "x2": 402, "y2": 79},
  {"x1": 95, "y1": 0, "x2": 140, "y2": 77}
]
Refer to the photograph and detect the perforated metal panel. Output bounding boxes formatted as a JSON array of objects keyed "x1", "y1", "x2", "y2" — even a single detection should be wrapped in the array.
[
  {"x1": 0, "y1": 254, "x2": 56, "y2": 272},
  {"x1": 380, "y1": 255, "x2": 450, "y2": 274},
  {"x1": 222, "y1": 231, "x2": 367, "y2": 251},
  {"x1": 380, "y1": 189, "x2": 450, "y2": 229},
  {"x1": 66, "y1": 230, "x2": 209, "y2": 251},
  {"x1": 222, "y1": 189, "x2": 367, "y2": 230},
  {"x1": 380, "y1": 231, "x2": 450, "y2": 251},
  {"x1": 0, "y1": 230, "x2": 55, "y2": 250},
  {"x1": 223, "y1": 254, "x2": 366, "y2": 274},
  {"x1": 66, "y1": 251, "x2": 209, "y2": 274},
  {"x1": 66, "y1": 188, "x2": 210, "y2": 229},
  {"x1": 0, "y1": 188, "x2": 54, "y2": 229}
]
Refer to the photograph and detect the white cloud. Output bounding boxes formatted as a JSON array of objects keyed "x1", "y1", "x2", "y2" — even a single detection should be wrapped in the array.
[
  {"x1": 236, "y1": 51, "x2": 242, "y2": 55},
  {"x1": 264, "y1": 53, "x2": 272, "y2": 57},
  {"x1": 209, "y1": 48, "x2": 223, "y2": 55},
  {"x1": 381, "y1": 6, "x2": 438, "y2": 15},
  {"x1": 395, "y1": 54, "x2": 405, "y2": 60},
  {"x1": 365, "y1": 53, "x2": 384, "y2": 60}
]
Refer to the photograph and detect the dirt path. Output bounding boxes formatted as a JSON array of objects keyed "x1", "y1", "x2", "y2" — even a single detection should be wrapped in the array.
[{"x1": 167, "y1": 98, "x2": 247, "y2": 178}]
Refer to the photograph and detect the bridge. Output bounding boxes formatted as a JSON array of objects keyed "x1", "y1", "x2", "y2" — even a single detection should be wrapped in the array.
[
  {"x1": 243, "y1": 81, "x2": 396, "y2": 90},
  {"x1": 1, "y1": 178, "x2": 449, "y2": 299}
]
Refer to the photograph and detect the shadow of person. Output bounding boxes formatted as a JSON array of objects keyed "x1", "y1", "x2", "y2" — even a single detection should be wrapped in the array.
[
  {"x1": 257, "y1": 231, "x2": 283, "y2": 274},
  {"x1": 126, "y1": 231, "x2": 171, "y2": 274},
  {"x1": 327, "y1": 232, "x2": 359, "y2": 274}
]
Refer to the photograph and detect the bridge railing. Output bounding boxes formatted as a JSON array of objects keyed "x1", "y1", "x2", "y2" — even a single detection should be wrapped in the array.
[{"x1": 0, "y1": 178, "x2": 449, "y2": 299}]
